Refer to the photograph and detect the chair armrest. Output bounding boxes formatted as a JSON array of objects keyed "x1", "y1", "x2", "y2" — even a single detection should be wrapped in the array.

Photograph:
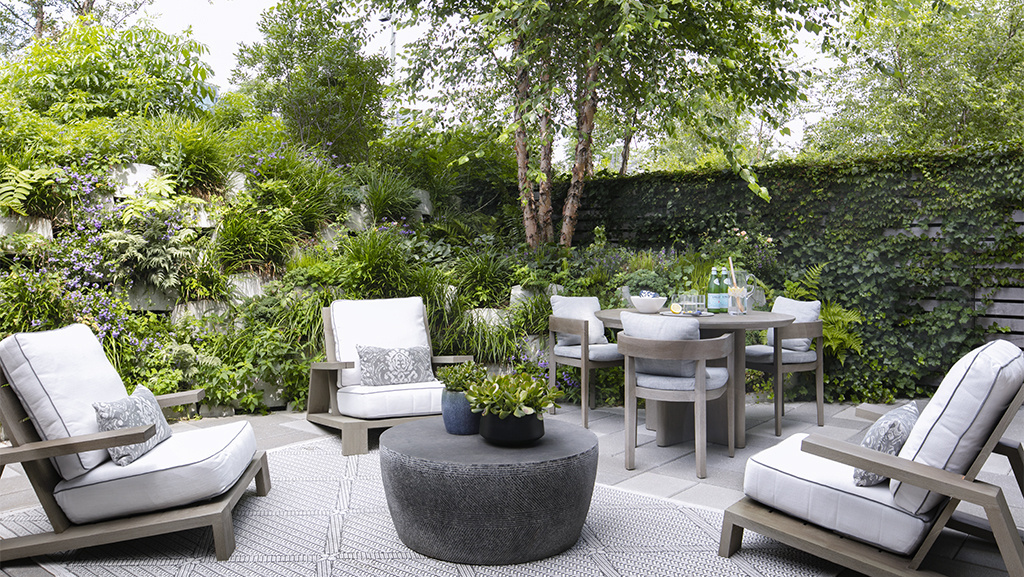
[
  {"x1": 311, "y1": 361, "x2": 355, "y2": 371},
  {"x1": 800, "y1": 434, "x2": 1003, "y2": 506},
  {"x1": 854, "y1": 403, "x2": 892, "y2": 422},
  {"x1": 155, "y1": 389, "x2": 206, "y2": 408},
  {"x1": 0, "y1": 425, "x2": 156, "y2": 466},
  {"x1": 548, "y1": 316, "x2": 587, "y2": 337},
  {"x1": 776, "y1": 320, "x2": 823, "y2": 340},
  {"x1": 433, "y1": 355, "x2": 473, "y2": 365}
]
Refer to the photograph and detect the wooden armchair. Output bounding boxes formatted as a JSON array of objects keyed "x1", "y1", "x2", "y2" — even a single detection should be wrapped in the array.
[
  {"x1": 0, "y1": 325, "x2": 270, "y2": 563},
  {"x1": 721, "y1": 339, "x2": 1024, "y2": 576},
  {"x1": 306, "y1": 297, "x2": 471, "y2": 456}
]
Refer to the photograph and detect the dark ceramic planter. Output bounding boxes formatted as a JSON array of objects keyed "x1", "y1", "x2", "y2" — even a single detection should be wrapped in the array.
[
  {"x1": 479, "y1": 412, "x2": 545, "y2": 447},
  {"x1": 441, "y1": 389, "x2": 480, "y2": 435}
]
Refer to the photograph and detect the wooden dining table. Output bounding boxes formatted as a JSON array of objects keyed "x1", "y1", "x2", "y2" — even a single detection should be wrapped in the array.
[{"x1": 595, "y1": 308, "x2": 795, "y2": 449}]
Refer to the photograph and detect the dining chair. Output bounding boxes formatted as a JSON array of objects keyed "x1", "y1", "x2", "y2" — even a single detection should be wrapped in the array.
[
  {"x1": 745, "y1": 296, "x2": 824, "y2": 436},
  {"x1": 617, "y1": 312, "x2": 734, "y2": 478},
  {"x1": 548, "y1": 295, "x2": 624, "y2": 428}
]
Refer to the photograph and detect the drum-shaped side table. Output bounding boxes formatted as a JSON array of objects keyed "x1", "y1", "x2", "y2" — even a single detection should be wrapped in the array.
[{"x1": 379, "y1": 417, "x2": 598, "y2": 565}]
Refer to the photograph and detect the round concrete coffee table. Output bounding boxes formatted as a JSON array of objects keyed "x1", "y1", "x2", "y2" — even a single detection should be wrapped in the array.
[{"x1": 379, "y1": 417, "x2": 599, "y2": 565}]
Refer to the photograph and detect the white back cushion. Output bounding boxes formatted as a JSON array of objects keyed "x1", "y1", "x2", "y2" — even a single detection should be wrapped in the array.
[
  {"x1": 0, "y1": 324, "x2": 127, "y2": 480},
  {"x1": 550, "y1": 295, "x2": 608, "y2": 346},
  {"x1": 892, "y1": 340, "x2": 1024, "y2": 515},
  {"x1": 621, "y1": 311, "x2": 699, "y2": 378},
  {"x1": 330, "y1": 297, "x2": 430, "y2": 386},
  {"x1": 767, "y1": 297, "x2": 821, "y2": 352}
]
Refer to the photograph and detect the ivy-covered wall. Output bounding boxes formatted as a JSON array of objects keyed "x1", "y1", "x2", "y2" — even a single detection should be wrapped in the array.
[{"x1": 557, "y1": 143, "x2": 1024, "y2": 401}]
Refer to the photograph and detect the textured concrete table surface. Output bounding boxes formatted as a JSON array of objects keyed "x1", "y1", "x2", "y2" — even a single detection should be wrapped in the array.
[{"x1": 379, "y1": 416, "x2": 599, "y2": 565}]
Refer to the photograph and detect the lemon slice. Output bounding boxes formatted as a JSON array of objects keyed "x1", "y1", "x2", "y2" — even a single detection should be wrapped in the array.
[{"x1": 670, "y1": 302, "x2": 682, "y2": 314}]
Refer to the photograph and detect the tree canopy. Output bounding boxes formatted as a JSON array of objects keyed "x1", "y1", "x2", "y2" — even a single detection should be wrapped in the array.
[
  {"x1": 0, "y1": 0, "x2": 155, "y2": 57},
  {"x1": 232, "y1": 0, "x2": 389, "y2": 165},
  {"x1": 0, "y1": 20, "x2": 214, "y2": 120},
  {"x1": 805, "y1": 0, "x2": 1024, "y2": 155},
  {"x1": 367, "y1": 0, "x2": 843, "y2": 247}
]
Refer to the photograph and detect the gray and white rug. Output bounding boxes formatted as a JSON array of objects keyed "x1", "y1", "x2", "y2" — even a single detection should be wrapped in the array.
[{"x1": 1, "y1": 436, "x2": 838, "y2": 576}]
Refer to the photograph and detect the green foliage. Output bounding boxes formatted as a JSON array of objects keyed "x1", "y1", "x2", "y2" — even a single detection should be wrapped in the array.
[
  {"x1": 215, "y1": 195, "x2": 300, "y2": 274},
  {"x1": 337, "y1": 226, "x2": 416, "y2": 298},
  {"x1": 436, "y1": 360, "x2": 488, "y2": 393},
  {"x1": 454, "y1": 248, "x2": 514, "y2": 309},
  {"x1": 0, "y1": 164, "x2": 58, "y2": 216},
  {"x1": 128, "y1": 114, "x2": 230, "y2": 194},
  {"x1": 101, "y1": 211, "x2": 196, "y2": 292},
  {"x1": 1, "y1": 21, "x2": 215, "y2": 120},
  {"x1": 465, "y1": 372, "x2": 561, "y2": 419},
  {"x1": 806, "y1": 0, "x2": 1024, "y2": 156},
  {"x1": 353, "y1": 164, "x2": 420, "y2": 223},
  {"x1": 613, "y1": 269, "x2": 672, "y2": 300},
  {"x1": 781, "y1": 264, "x2": 864, "y2": 366}
]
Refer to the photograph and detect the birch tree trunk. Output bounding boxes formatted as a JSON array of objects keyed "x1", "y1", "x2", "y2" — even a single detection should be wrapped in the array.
[
  {"x1": 536, "y1": 62, "x2": 554, "y2": 243},
  {"x1": 560, "y1": 54, "x2": 601, "y2": 247},
  {"x1": 513, "y1": 34, "x2": 540, "y2": 247}
]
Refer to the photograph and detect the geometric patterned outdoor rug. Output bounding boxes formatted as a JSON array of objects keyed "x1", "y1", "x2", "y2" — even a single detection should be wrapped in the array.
[{"x1": 0, "y1": 436, "x2": 839, "y2": 577}]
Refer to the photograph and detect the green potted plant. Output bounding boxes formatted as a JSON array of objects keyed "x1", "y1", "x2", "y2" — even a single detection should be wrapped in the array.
[
  {"x1": 465, "y1": 372, "x2": 561, "y2": 446},
  {"x1": 437, "y1": 361, "x2": 488, "y2": 435}
]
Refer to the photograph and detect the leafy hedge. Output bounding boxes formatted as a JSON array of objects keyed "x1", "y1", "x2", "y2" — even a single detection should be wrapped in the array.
[{"x1": 554, "y1": 143, "x2": 1024, "y2": 402}]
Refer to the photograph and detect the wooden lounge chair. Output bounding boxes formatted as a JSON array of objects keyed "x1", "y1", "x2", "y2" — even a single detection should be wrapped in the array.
[
  {"x1": 306, "y1": 297, "x2": 471, "y2": 456},
  {"x1": 0, "y1": 324, "x2": 270, "y2": 563},
  {"x1": 720, "y1": 339, "x2": 1024, "y2": 577}
]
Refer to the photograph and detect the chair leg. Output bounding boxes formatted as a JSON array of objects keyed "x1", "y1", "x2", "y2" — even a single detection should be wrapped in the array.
[
  {"x1": 212, "y1": 508, "x2": 237, "y2": 561},
  {"x1": 341, "y1": 422, "x2": 370, "y2": 456},
  {"x1": 695, "y1": 365, "x2": 707, "y2": 479},
  {"x1": 548, "y1": 354, "x2": 557, "y2": 415},
  {"x1": 986, "y1": 491, "x2": 1024, "y2": 577},
  {"x1": 719, "y1": 508, "x2": 745, "y2": 557},
  {"x1": 816, "y1": 356, "x2": 825, "y2": 427},
  {"x1": 581, "y1": 365, "x2": 591, "y2": 429},
  {"x1": 774, "y1": 365, "x2": 784, "y2": 437},
  {"x1": 255, "y1": 452, "x2": 272, "y2": 496},
  {"x1": 625, "y1": 357, "x2": 637, "y2": 470}
]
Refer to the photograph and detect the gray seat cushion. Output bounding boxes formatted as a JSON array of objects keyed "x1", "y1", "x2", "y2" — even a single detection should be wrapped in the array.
[
  {"x1": 744, "y1": 433, "x2": 936, "y2": 556},
  {"x1": 892, "y1": 340, "x2": 1024, "y2": 515},
  {"x1": 620, "y1": 312, "x2": 699, "y2": 377},
  {"x1": 767, "y1": 297, "x2": 820, "y2": 352},
  {"x1": 553, "y1": 343, "x2": 623, "y2": 362},
  {"x1": 0, "y1": 324, "x2": 128, "y2": 480},
  {"x1": 550, "y1": 295, "x2": 608, "y2": 346},
  {"x1": 637, "y1": 367, "x2": 729, "y2": 391},
  {"x1": 745, "y1": 344, "x2": 817, "y2": 365}
]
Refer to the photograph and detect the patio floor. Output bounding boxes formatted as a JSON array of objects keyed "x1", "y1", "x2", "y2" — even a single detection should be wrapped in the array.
[{"x1": 3, "y1": 396, "x2": 1024, "y2": 576}]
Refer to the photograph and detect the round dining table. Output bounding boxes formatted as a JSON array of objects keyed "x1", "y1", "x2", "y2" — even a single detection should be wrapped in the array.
[{"x1": 595, "y1": 308, "x2": 795, "y2": 449}]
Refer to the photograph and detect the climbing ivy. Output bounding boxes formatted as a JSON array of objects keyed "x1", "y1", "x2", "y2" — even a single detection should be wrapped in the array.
[{"x1": 553, "y1": 142, "x2": 1024, "y2": 402}]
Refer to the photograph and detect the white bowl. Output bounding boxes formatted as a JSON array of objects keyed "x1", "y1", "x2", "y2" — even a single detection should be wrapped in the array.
[{"x1": 630, "y1": 295, "x2": 667, "y2": 314}]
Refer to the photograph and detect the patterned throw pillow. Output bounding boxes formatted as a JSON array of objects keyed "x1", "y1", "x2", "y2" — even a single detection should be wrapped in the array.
[
  {"x1": 357, "y1": 345, "x2": 435, "y2": 386},
  {"x1": 854, "y1": 402, "x2": 920, "y2": 487},
  {"x1": 93, "y1": 385, "x2": 173, "y2": 466}
]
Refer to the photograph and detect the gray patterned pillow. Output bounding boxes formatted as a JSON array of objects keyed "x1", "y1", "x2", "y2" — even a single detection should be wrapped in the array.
[
  {"x1": 854, "y1": 402, "x2": 919, "y2": 487},
  {"x1": 356, "y1": 345, "x2": 434, "y2": 386},
  {"x1": 93, "y1": 385, "x2": 173, "y2": 466}
]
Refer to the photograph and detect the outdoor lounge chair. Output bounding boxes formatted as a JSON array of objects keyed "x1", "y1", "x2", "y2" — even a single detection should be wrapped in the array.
[
  {"x1": 745, "y1": 296, "x2": 824, "y2": 436},
  {"x1": 720, "y1": 339, "x2": 1024, "y2": 577},
  {"x1": 617, "y1": 311, "x2": 734, "y2": 479},
  {"x1": 306, "y1": 296, "x2": 471, "y2": 456},
  {"x1": 548, "y1": 295, "x2": 624, "y2": 428},
  {"x1": 0, "y1": 324, "x2": 270, "y2": 563}
]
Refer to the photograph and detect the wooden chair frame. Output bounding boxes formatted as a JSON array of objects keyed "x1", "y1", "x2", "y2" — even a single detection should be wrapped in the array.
[
  {"x1": 548, "y1": 315, "x2": 623, "y2": 429},
  {"x1": 0, "y1": 378, "x2": 271, "y2": 563},
  {"x1": 720, "y1": 390, "x2": 1024, "y2": 577},
  {"x1": 306, "y1": 306, "x2": 471, "y2": 456},
  {"x1": 747, "y1": 320, "x2": 824, "y2": 436},
  {"x1": 618, "y1": 332, "x2": 734, "y2": 479}
]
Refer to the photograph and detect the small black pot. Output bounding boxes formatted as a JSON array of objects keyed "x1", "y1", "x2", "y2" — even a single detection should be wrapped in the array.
[
  {"x1": 479, "y1": 412, "x2": 545, "y2": 447},
  {"x1": 441, "y1": 389, "x2": 480, "y2": 435}
]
